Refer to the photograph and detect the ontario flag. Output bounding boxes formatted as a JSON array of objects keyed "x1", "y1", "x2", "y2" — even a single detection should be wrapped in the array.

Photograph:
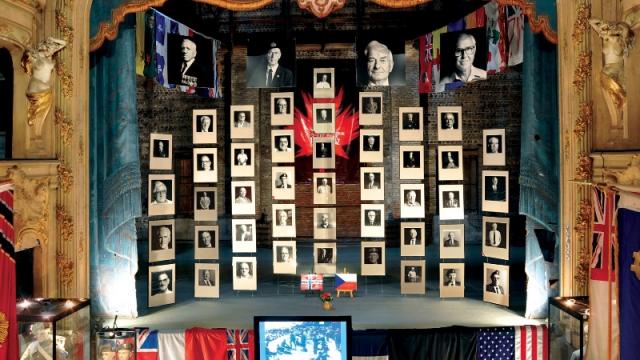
[
  {"x1": 300, "y1": 274, "x2": 324, "y2": 291},
  {"x1": 336, "y1": 273, "x2": 357, "y2": 291},
  {"x1": 0, "y1": 182, "x2": 17, "y2": 360}
]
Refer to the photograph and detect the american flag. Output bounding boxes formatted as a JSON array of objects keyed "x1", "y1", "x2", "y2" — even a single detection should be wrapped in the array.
[
  {"x1": 477, "y1": 326, "x2": 548, "y2": 360},
  {"x1": 227, "y1": 329, "x2": 253, "y2": 360},
  {"x1": 300, "y1": 274, "x2": 324, "y2": 291}
]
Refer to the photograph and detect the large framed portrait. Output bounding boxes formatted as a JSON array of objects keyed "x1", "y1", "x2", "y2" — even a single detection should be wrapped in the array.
[
  {"x1": 313, "y1": 137, "x2": 335, "y2": 169},
  {"x1": 400, "y1": 222, "x2": 425, "y2": 257},
  {"x1": 313, "y1": 103, "x2": 336, "y2": 134},
  {"x1": 231, "y1": 143, "x2": 254, "y2": 177},
  {"x1": 272, "y1": 204, "x2": 296, "y2": 238},
  {"x1": 271, "y1": 92, "x2": 294, "y2": 125},
  {"x1": 273, "y1": 240, "x2": 297, "y2": 275},
  {"x1": 194, "y1": 263, "x2": 219, "y2": 298},
  {"x1": 437, "y1": 28, "x2": 488, "y2": 91},
  {"x1": 192, "y1": 109, "x2": 217, "y2": 144},
  {"x1": 166, "y1": 33, "x2": 214, "y2": 88},
  {"x1": 356, "y1": 38, "x2": 407, "y2": 87},
  {"x1": 437, "y1": 106, "x2": 462, "y2": 141},
  {"x1": 193, "y1": 148, "x2": 218, "y2": 183},
  {"x1": 483, "y1": 263, "x2": 509, "y2": 306},
  {"x1": 400, "y1": 184, "x2": 425, "y2": 219},
  {"x1": 360, "y1": 167, "x2": 384, "y2": 201},
  {"x1": 314, "y1": 242, "x2": 337, "y2": 275},
  {"x1": 483, "y1": 129, "x2": 506, "y2": 166},
  {"x1": 360, "y1": 129, "x2": 384, "y2": 163},
  {"x1": 148, "y1": 219, "x2": 175, "y2": 263},
  {"x1": 272, "y1": 129, "x2": 295, "y2": 163},
  {"x1": 313, "y1": 208, "x2": 336, "y2": 240},
  {"x1": 361, "y1": 204, "x2": 385, "y2": 238},
  {"x1": 359, "y1": 92, "x2": 383, "y2": 125},
  {"x1": 148, "y1": 174, "x2": 175, "y2": 216},
  {"x1": 440, "y1": 263, "x2": 464, "y2": 298},
  {"x1": 482, "y1": 170, "x2": 509, "y2": 213},
  {"x1": 437, "y1": 145, "x2": 464, "y2": 181},
  {"x1": 439, "y1": 223, "x2": 464, "y2": 259},
  {"x1": 400, "y1": 145, "x2": 424, "y2": 180},
  {"x1": 232, "y1": 219, "x2": 257, "y2": 253},
  {"x1": 313, "y1": 172, "x2": 336, "y2": 205},
  {"x1": 361, "y1": 241, "x2": 385, "y2": 276},
  {"x1": 438, "y1": 184, "x2": 465, "y2": 220},
  {"x1": 272, "y1": 166, "x2": 295, "y2": 200},
  {"x1": 313, "y1": 67, "x2": 335, "y2": 99},
  {"x1": 194, "y1": 225, "x2": 219, "y2": 260},
  {"x1": 150, "y1": 133, "x2": 172, "y2": 170},
  {"x1": 230, "y1": 105, "x2": 255, "y2": 139},
  {"x1": 231, "y1": 180, "x2": 256, "y2": 215},
  {"x1": 232, "y1": 256, "x2": 257, "y2": 291},
  {"x1": 401, "y1": 260, "x2": 426, "y2": 295},
  {"x1": 482, "y1": 216, "x2": 509, "y2": 260},
  {"x1": 246, "y1": 39, "x2": 295, "y2": 89},
  {"x1": 194, "y1": 187, "x2": 217, "y2": 221},
  {"x1": 399, "y1": 107, "x2": 423, "y2": 141},
  {"x1": 148, "y1": 263, "x2": 175, "y2": 307}
]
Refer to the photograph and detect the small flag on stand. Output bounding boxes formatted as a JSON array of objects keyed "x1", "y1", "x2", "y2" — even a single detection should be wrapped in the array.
[{"x1": 300, "y1": 273, "x2": 324, "y2": 291}]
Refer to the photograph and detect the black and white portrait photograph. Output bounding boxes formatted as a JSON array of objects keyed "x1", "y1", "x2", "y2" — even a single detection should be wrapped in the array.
[
  {"x1": 400, "y1": 184, "x2": 425, "y2": 219},
  {"x1": 194, "y1": 263, "x2": 219, "y2": 298},
  {"x1": 192, "y1": 109, "x2": 217, "y2": 144},
  {"x1": 313, "y1": 67, "x2": 335, "y2": 98},
  {"x1": 231, "y1": 180, "x2": 256, "y2": 215},
  {"x1": 246, "y1": 39, "x2": 295, "y2": 88},
  {"x1": 272, "y1": 166, "x2": 295, "y2": 200},
  {"x1": 313, "y1": 172, "x2": 336, "y2": 205},
  {"x1": 271, "y1": 92, "x2": 294, "y2": 125},
  {"x1": 359, "y1": 92, "x2": 383, "y2": 125},
  {"x1": 232, "y1": 219, "x2": 257, "y2": 253},
  {"x1": 483, "y1": 263, "x2": 509, "y2": 306},
  {"x1": 194, "y1": 225, "x2": 219, "y2": 260},
  {"x1": 361, "y1": 204, "x2": 385, "y2": 238},
  {"x1": 399, "y1": 107, "x2": 423, "y2": 141},
  {"x1": 483, "y1": 129, "x2": 506, "y2": 166},
  {"x1": 272, "y1": 204, "x2": 296, "y2": 238},
  {"x1": 401, "y1": 260, "x2": 426, "y2": 295},
  {"x1": 360, "y1": 167, "x2": 384, "y2": 201},
  {"x1": 437, "y1": 27, "x2": 488, "y2": 90},
  {"x1": 440, "y1": 263, "x2": 465, "y2": 298},
  {"x1": 437, "y1": 106, "x2": 463, "y2": 141},
  {"x1": 401, "y1": 222, "x2": 425, "y2": 257},
  {"x1": 437, "y1": 145, "x2": 464, "y2": 181},
  {"x1": 400, "y1": 145, "x2": 424, "y2": 180},
  {"x1": 482, "y1": 170, "x2": 509, "y2": 213},
  {"x1": 150, "y1": 133, "x2": 172, "y2": 170},
  {"x1": 313, "y1": 138, "x2": 336, "y2": 169},
  {"x1": 230, "y1": 105, "x2": 255, "y2": 139},
  {"x1": 438, "y1": 185, "x2": 465, "y2": 220},
  {"x1": 148, "y1": 175, "x2": 175, "y2": 216},
  {"x1": 148, "y1": 219, "x2": 175, "y2": 263},
  {"x1": 166, "y1": 33, "x2": 214, "y2": 88},
  {"x1": 313, "y1": 208, "x2": 337, "y2": 240},
  {"x1": 360, "y1": 129, "x2": 384, "y2": 163},
  {"x1": 192, "y1": 148, "x2": 217, "y2": 183},
  {"x1": 194, "y1": 187, "x2": 217, "y2": 221},
  {"x1": 273, "y1": 240, "x2": 297, "y2": 275},
  {"x1": 232, "y1": 256, "x2": 258, "y2": 291},
  {"x1": 357, "y1": 37, "x2": 406, "y2": 87},
  {"x1": 231, "y1": 143, "x2": 255, "y2": 177},
  {"x1": 271, "y1": 129, "x2": 295, "y2": 163},
  {"x1": 148, "y1": 264, "x2": 176, "y2": 307},
  {"x1": 361, "y1": 241, "x2": 385, "y2": 276},
  {"x1": 314, "y1": 242, "x2": 337, "y2": 275},
  {"x1": 313, "y1": 103, "x2": 336, "y2": 134},
  {"x1": 439, "y1": 223, "x2": 465, "y2": 259},
  {"x1": 482, "y1": 216, "x2": 510, "y2": 261}
]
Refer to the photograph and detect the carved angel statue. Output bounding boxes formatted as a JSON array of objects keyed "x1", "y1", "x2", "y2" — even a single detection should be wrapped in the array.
[{"x1": 20, "y1": 37, "x2": 66, "y2": 133}]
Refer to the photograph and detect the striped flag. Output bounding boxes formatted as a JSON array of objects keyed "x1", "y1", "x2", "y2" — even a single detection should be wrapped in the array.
[
  {"x1": 136, "y1": 328, "x2": 159, "y2": 360},
  {"x1": 0, "y1": 183, "x2": 17, "y2": 360},
  {"x1": 335, "y1": 273, "x2": 357, "y2": 291},
  {"x1": 226, "y1": 329, "x2": 254, "y2": 360},
  {"x1": 477, "y1": 326, "x2": 548, "y2": 360}
]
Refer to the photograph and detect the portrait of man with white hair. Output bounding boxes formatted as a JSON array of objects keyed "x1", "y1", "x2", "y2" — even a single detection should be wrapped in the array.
[{"x1": 358, "y1": 38, "x2": 406, "y2": 87}]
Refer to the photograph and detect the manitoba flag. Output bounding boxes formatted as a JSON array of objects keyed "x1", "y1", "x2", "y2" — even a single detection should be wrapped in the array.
[
  {"x1": 0, "y1": 183, "x2": 17, "y2": 360},
  {"x1": 335, "y1": 273, "x2": 357, "y2": 291},
  {"x1": 300, "y1": 274, "x2": 323, "y2": 291}
]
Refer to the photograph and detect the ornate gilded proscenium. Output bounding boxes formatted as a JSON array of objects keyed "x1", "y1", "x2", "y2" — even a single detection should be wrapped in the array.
[
  {"x1": 296, "y1": 0, "x2": 346, "y2": 18},
  {"x1": 603, "y1": 155, "x2": 640, "y2": 186}
]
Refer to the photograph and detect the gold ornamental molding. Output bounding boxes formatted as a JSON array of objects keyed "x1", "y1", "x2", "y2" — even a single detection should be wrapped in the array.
[
  {"x1": 572, "y1": 51, "x2": 592, "y2": 91},
  {"x1": 57, "y1": 162, "x2": 73, "y2": 193},
  {"x1": 575, "y1": 248, "x2": 590, "y2": 292},
  {"x1": 574, "y1": 101, "x2": 593, "y2": 137},
  {"x1": 575, "y1": 152, "x2": 593, "y2": 181},
  {"x1": 296, "y1": 0, "x2": 347, "y2": 18},
  {"x1": 572, "y1": 3, "x2": 591, "y2": 43},
  {"x1": 368, "y1": 0, "x2": 430, "y2": 9},
  {"x1": 6, "y1": 166, "x2": 50, "y2": 250},
  {"x1": 56, "y1": 205, "x2": 74, "y2": 244},
  {"x1": 54, "y1": 61, "x2": 73, "y2": 98},
  {"x1": 0, "y1": 312, "x2": 7, "y2": 345},
  {"x1": 496, "y1": 0, "x2": 557, "y2": 44},
  {"x1": 54, "y1": 107, "x2": 74, "y2": 146},
  {"x1": 56, "y1": 251, "x2": 74, "y2": 288},
  {"x1": 574, "y1": 199, "x2": 592, "y2": 234},
  {"x1": 55, "y1": 10, "x2": 74, "y2": 48}
]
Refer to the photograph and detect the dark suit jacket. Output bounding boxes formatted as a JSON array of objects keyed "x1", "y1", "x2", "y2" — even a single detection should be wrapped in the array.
[
  {"x1": 248, "y1": 63, "x2": 294, "y2": 88},
  {"x1": 443, "y1": 239, "x2": 459, "y2": 247},
  {"x1": 169, "y1": 60, "x2": 209, "y2": 87},
  {"x1": 486, "y1": 189, "x2": 506, "y2": 201},
  {"x1": 486, "y1": 284, "x2": 504, "y2": 294}
]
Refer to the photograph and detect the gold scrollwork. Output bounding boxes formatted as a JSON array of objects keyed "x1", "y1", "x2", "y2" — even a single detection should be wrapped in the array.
[
  {"x1": 575, "y1": 152, "x2": 593, "y2": 181},
  {"x1": 54, "y1": 107, "x2": 73, "y2": 146},
  {"x1": 57, "y1": 162, "x2": 73, "y2": 193},
  {"x1": 55, "y1": 60, "x2": 73, "y2": 98},
  {"x1": 572, "y1": 3, "x2": 591, "y2": 43},
  {"x1": 56, "y1": 205, "x2": 74, "y2": 244},
  {"x1": 575, "y1": 248, "x2": 590, "y2": 292},
  {"x1": 574, "y1": 102, "x2": 593, "y2": 137},
  {"x1": 56, "y1": 251, "x2": 74, "y2": 288},
  {"x1": 573, "y1": 52, "x2": 592, "y2": 91},
  {"x1": 296, "y1": 0, "x2": 347, "y2": 18},
  {"x1": 7, "y1": 166, "x2": 50, "y2": 249},
  {"x1": 0, "y1": 312, "x2": 7, "y2": 345},
  {"x1": 55, "y1": 10, "x2": 74, "y2": 47},
  {"x1": 574, "y1": 199, "x2": 592, "y2": 233}
]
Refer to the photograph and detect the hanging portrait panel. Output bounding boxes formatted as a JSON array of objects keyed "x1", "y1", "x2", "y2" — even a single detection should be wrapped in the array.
[
  {"x1": 150, "y1": 133, "x2": 172, "y2": 170},
  {"x1": 356, "y1": 36, "x2": 406, "y2": 87},
  {"x1": 271, "y1": 92, "x2": 295, "y2": 125},
  {"x1": 400, "y1": 183, "x2": 425, "y2": 219},
  {"x1": 230, "y1": 105, "x2": 255, "y2": 139},
  {"x1": 231, "y1": 180, "x2": 256, "y2": 215},
  {"x1": 437, "y1": 106, "x2": 463, "y2": 141},
  {"x1": 314, "y1": 242, "x2": 337, "y2": 276},
  {"x1": 148, "y1": 263, "x2": 176, "y2": 307},
  {"x1": 272, "y1": 204, "x2": 297, "y2": 238},
  {"x1": 194, "y1": 263, "x2": 219, "y2": 298},
  {"x1": 359, "y1": 92, "x2": 383, "y2": 125},
  {"x1": 272, "y1": 167, "x2": 296, "y2": 200},
  {"x1": 437, "y1": 145, "x2": 464, "y2": 181},
  {"x1": 483, "y1": 263, "x2": 509, "y2": 306},
  {"x1": 438, "y1": 184, "x2": 465, "y2": 220},
  {"x1": 192, "y1": 109, "x2": 217, "y2": 144},
  {"x1": 273, "y1": 240, "x2": 297, "y2": 275},
  {"x1": 231, "y1": 219, "x2": 257, "y2": 253},
  {"x1": 193, "y1": 148, "x2": 218, "y2": 183},
  {"x1": 400, "y1": 222, "x2": 425, "y2": 257},
  {"x1": 313, "y1": 137, "x2": 336, "y2": 169},
  {"x1": 399, "y1": 145, "x2": 424, "y2": 180},
  {"x1": 361, "y1": 204, "x2": 385, "y2": 238},
  {"x1": 194, "y1": 225, "x2": 219, "y2": 260},
  {"x1": 313, "y1": 172, "x2": 337, "y2": 205},
  {"x1": 483, "y1": 129, "x2": 506, "y2": 166},
  {"x1": 401, "y1": 260, "x2": 426, "y2": 295},
  {"x1": 360, "y1": 129, "x2": 384, "y2": 163},
  {"x1": 233, "y1": 256, "x2": 258, "y2": 291},
  {"x1": 272, "y1": 129, "x2": 295, "y2": 163},
  {"x1": 440, "y1": 263, "x2": 465, "y2": 298},
  {"x1": 194, "y1": 186, "x2": 217, "y2": 221},
  {"x1": 231, "y1": 143, "x2": 255, "y2": 177},
  {"x1": 313, "y1": 103, "x2": 336, "y2": 134},
  {"x1": 482, "y1": 216, "x2": 510, "y2": 260},
  {"x1": 360, "y1": 167, "x2": 384, "y2": 201},
  {"x1": 482, "y1": 170, "x2": 509, "y2": 213},
  {"x1": 148, "y1": 219, "x2": 175, "y2": 263},
  {"x1": 361, "y1": 241, "x2": 385, "y2": 276},
  {"x1": 313, "y1": 208, "x2": 337, "y2": 240},
  {"x1": 246, "y1": 38, "x2": 296, "y2": 89},
  {"x1": 313, "y1": 67, "x2": 335, "y2": 98},
  {"x1": 148, "y1": 174, "x2": 175, "y2": 216},
  {"x1": 398, "y1": 107, "x2": 423, "y2": 142},
  {"x1": 439, "y1": 223, "x2": 465, "y2": 259}
]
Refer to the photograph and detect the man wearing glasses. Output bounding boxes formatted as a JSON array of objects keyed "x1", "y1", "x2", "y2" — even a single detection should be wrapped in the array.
[{"x1": 441, "y1": 33, "x2": 487, "y2": 85}]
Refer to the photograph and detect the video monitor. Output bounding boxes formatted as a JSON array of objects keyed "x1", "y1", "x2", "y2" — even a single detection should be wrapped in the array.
[{"x1": 254, "y1": 316, "x2": 352, "y2": 360}]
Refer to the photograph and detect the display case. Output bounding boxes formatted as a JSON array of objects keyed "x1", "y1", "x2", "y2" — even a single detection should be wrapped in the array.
[
  {"x1": 96, "y1": 328, "x2": 137, "y2": 360},
  {"x1": 18, "y1": 298, "x2": 90, "y2": 360},
  {"x1": 548, "y1": 296, "x2": 589, "y2": 360}
]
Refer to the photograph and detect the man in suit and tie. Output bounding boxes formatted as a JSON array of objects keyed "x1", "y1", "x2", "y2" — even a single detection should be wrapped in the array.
[
  {"x1": 247, "y1": 42, "x2": 294, "y2": 88},
  {"x1": 443, "y1": 231, "x2": 459, "y2": 247},
  {"x1": 365, "y1": 172, "x2": 379, "y2": 189},
  {"x1": 485, "y1": 270, "x2": 504, "y2": 294},
  {"x1": 199, "y1": 270, "x2": 214, "y2": 286},
  {"x1": 488, "y1": 222, "x2": 502, "y2": 247},
  {"x1": 364, "y1": 135, "x2": 379, "y2": 152},
  {"x1": 170, "y1": 38, "x2": 207, "y2": 87},
  {"x1": 444, "y1": 191, "x2": 459, "y2": 208},
  {"x1": 486, "y1": 176, "x2": 506, "y2": 201},
  {"x1": 405, "y1": 228, "x2": 419, "y2": 245},
  {"x1": 199, "y1": 231, "x2": 213, "y2": 248},
  {"x1": 277, "y1": 173, "x2": 292, "y2": 188},
  {"x1": 444, "y1": 269, "x2": 461, "y2": 286},
  {"x1": 319, "y1": 213, "x2": 330, "y2": 229},
  {"x1": 366, "y1": 210, "x2": 380, "y2": 226},
  {"x1": 318, "y1": 248, "x2": 333, "y2": 263}
]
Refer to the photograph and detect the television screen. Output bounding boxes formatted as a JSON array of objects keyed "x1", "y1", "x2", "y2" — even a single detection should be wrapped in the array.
[{"x1": 254, "y1": 316, "x2": 351, "y2": 360}]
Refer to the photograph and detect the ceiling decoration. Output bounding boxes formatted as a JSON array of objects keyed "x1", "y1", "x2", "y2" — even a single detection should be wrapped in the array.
[{"x1": 296, "y1": 0, "x2": 347, "y2": 18}]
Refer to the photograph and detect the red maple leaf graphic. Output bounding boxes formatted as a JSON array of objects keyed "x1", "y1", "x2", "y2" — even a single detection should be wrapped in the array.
[{"x1": 289, "y1": 87, "x2": 360, "y2": 159}]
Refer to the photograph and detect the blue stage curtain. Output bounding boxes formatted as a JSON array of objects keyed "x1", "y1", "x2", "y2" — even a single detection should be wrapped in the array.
[
  {"x1": 519, "y1": 21, "x2": 559, "y2": 319},
  {"x1": 89, "y1": 13, "x2": 141, "y2": 318}
]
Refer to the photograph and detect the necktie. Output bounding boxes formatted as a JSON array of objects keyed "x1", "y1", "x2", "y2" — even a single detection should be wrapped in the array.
[
  {"x1": 181, "y1": 62, "x2": 186, "y2": 74},
  {"x1": 267, "y1": 69, "x2": 273, "y2": 86}
]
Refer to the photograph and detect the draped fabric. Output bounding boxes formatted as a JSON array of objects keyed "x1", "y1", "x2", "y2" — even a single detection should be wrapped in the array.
[
  {"x1": 519, "y1": 22, "x2": 559, "y2": 319},
  {"x1": 90, "y1": 0, "x2": 132, "y2": 39},
  {"x1": 89, "y1": 13, "x2": 142, "y2": 317},
  {"x1": 387, "y1": 327, "x2": 477, "y2": 360}
]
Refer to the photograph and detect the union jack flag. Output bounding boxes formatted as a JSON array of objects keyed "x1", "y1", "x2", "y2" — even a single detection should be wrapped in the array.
[
  {"x1": 300, "y1": 273, "x2": 324, "y2": 291},
  {"x1": 227, "y1": 329, "x2": 253, "y2": 360},
  {"x1": 591, "y1": 188, "x2": 618, "y2": 281},
  {"x1": 136, "y1": 328, "x2": 159, "y2": 360}
]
